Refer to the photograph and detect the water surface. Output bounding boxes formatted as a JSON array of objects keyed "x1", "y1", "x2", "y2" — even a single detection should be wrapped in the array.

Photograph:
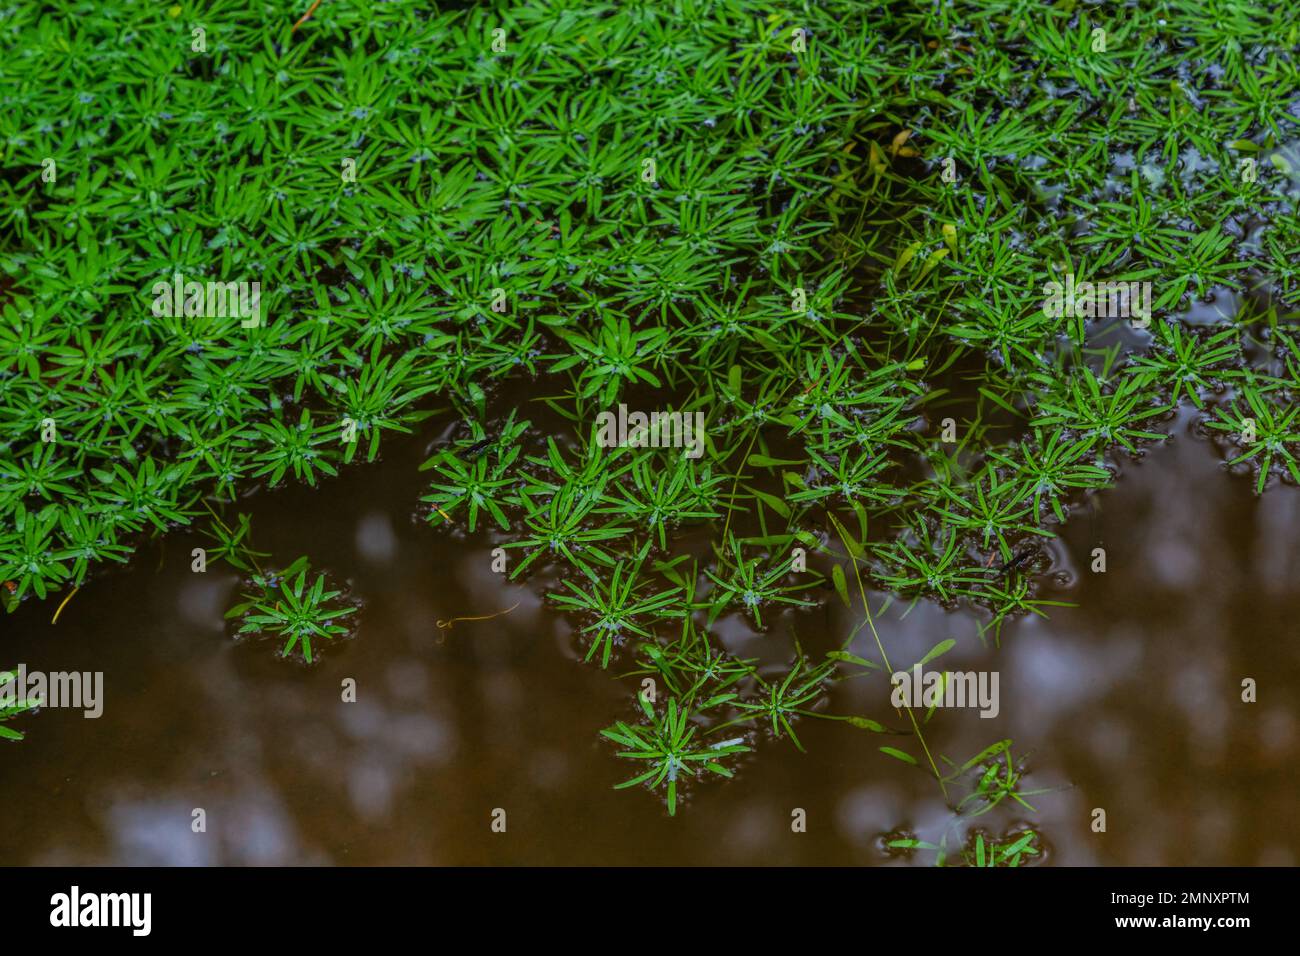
[{"x1": 1, "y1": 407, "x2": 1296, "y2": 865}]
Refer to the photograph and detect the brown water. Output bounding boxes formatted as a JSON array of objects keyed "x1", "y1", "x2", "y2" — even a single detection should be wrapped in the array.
[{"x1": 1, "y1": 406, "x2": 1297, "y2": 865}]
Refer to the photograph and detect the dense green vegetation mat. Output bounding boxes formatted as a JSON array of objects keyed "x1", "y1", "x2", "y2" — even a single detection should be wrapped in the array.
[{"x1": 2, "y1": 0, "x2": 1298, "y2": 832}]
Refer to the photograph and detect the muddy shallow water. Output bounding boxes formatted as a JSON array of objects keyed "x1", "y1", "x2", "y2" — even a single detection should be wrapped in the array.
[{"x1": 1, "y1": 406, "x2": 1297, "y2": 865}]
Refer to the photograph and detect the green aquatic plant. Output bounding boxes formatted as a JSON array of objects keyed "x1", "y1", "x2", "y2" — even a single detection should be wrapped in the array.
[
  {"x1": 703, "y1": 534, "x2": 819, "y2": 629},
  {"x1": 225, "y1": 556, "x2": 358, "y2": 664},
  {"x1": 943, "y1": 739, "x2": 1054, "y2": 818},
  {"x1": 601, "y1": 693, "x2": 750, "y2": 816},
  {"x1": 550, "y1": 555, "x2": 684, "y2": 668},
  {"x1": 888, "y1": 826, "x2": 1043, "y2": 868},
  {"x1": 0, "y1": 667, "x2": 39, "y2": 742},
  {"x1": 1203, "y1": 376, "x2": 1300, "y2": 493},
  {"x1": 630, "y1": 626, "x2": 757, "y2": 703},
  {"x1": 199, "y1": 508, "x2": 270, "y2": 575},
  {"x1": 886, "y1": 739, "x2": 1054, "y2": 866},
  {"x1": 871, "y1": 516, "x2": 988, "y2": 604},
  {"x1": 0, "y1": 504, "x2": 73, "y2": 601}
]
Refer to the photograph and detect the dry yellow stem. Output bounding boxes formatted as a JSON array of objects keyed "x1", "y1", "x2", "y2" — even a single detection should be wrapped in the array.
[{"x1": 436, "y1": 600, "x2": 520, "y2": 632}]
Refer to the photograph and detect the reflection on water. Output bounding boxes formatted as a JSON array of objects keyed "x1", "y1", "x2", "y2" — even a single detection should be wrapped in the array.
[{"x1": 1, "y1": 408, "x2": 1297, "y2": 865}]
